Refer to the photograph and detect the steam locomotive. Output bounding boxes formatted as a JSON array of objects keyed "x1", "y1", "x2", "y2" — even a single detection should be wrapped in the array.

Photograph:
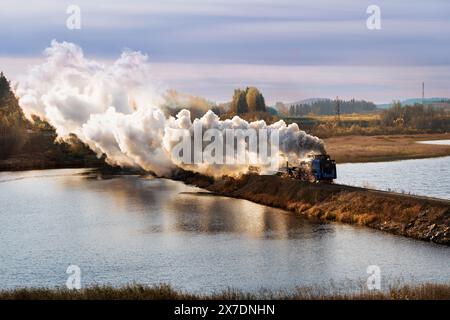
[{"x1": 278, "y1": 154, "x2": 337, "y2": 182}]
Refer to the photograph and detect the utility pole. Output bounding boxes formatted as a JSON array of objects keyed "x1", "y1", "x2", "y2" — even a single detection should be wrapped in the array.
[
  {"x1": 422, "y1": 82, "x2": 425, "y2": 105},
  {"x1": 335, "y1": 96, "x2": 341, "y2": 124}
]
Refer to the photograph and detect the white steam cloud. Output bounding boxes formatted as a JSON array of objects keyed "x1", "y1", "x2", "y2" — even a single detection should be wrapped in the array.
[{"x1": 15, "y1": 41, "x2": 325, "y2": 177}]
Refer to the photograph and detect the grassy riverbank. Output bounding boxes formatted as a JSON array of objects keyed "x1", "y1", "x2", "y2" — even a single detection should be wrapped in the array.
[
  {"x1": 175, "y1": 171, "x2": 450, "y2": 245},
  {"x1": 324, "y1": 133, "x2": 450, "y2": 163},
  {"x1": 1, "y1": 283, "x2": 449, "y2": 300}
]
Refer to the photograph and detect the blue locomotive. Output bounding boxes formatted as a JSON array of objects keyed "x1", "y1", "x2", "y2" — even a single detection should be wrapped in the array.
[
  {"x1": 310, "y1": 154, "x2": 337, "y2": 182},
  {"x1": 280, "y1": 154, "x2": 337, "y2": 182}
]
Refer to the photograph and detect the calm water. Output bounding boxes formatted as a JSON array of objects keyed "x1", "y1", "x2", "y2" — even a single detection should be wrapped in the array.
[
  {"x1": 336, "y1": 140, "x2": 450, "y2": 200},
  {"x1": 418, "y1": 139, "x2": 450, "y2": 145},
  {"x1": 0, "y1": 169, "x2": 449, "y2": 292}
]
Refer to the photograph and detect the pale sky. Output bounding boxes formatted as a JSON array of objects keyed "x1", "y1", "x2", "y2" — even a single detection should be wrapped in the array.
[{"x1": 1, "y1": 0, "x2": 449, "y2": 104}]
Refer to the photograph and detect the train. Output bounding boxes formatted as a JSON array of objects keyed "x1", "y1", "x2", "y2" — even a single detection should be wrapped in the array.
[{"x1": 278, "y1": 154, "x2": 337, "y2": 182}]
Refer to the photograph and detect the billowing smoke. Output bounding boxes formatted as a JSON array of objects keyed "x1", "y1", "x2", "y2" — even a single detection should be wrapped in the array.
[{"x1": 15, "y1": 40, "x2": 325, "y2": 177}]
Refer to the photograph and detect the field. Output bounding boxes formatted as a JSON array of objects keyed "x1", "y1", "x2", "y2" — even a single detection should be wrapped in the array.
[
  {"x1": 309, "y1": 112, "x2": 381, "y2": 122},
  {"x1": 324, "y1": 133, "x2": 450, "y2": 163},
  {"x1": 282, "y1": 112, "x2": 381, "y2": 128},
  {"x1": 283, "y1": 107, "x2": 450, "y2": 139},
  {"x1": 1, "y1": 283, "x2": 449, "y2": 300}
]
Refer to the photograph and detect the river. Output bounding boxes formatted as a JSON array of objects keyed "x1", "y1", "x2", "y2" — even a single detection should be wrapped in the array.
[
  {"x1": 0, "y1": 168, "x2": 449, "y2": 292},
  {"x1": 336, "y1": 140, "x2": 450, "y2": 200}
]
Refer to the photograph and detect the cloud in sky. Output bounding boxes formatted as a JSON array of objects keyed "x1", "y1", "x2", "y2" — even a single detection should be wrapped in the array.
[{"x1": 0, "y1": 0, "x2": 449, "y2": 103}]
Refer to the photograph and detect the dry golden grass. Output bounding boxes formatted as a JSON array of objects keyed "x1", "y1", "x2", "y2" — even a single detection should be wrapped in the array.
[
  {"x1": 310, "y1": 113, "x2": 381, "y2": 122},
  {"x1": 1, "y1": 283, "x2": 449, "y2": 300},
  {"x1": 324, "y1": 133, "x2": 450, "y2": 163},
  {"x1": 201, "y1": 174, "x2": 450, "y2": 245}
]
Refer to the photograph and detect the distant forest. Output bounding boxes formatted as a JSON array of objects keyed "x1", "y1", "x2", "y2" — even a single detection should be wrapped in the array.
[{"x1": 289, "y1": 99, "x2": 377, "y2": 116}]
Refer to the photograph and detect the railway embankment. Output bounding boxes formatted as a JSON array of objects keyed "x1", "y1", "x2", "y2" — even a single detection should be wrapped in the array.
[{"x1": 174, "y1": 171, "x2": 450, "y2": 245}]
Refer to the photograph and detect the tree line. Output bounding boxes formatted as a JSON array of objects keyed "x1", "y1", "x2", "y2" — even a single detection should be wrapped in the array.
[
  {"x1": 0, "y1": 72, "x2": 27, "y2": 158},
  {"x1": 230, "y1": 87, "x2": 266, "y2": 115},
  {"x1": 380, "y1": 101, "x2": 449, "y2": 131},
  {"x1": 289, "y1": 99, "x2": 377, "y2": 116},
  {"x1": 0, "y1": 72, "x2": 100, "y2": 164}
]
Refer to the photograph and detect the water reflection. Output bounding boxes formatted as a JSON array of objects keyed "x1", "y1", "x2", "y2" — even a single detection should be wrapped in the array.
[
  {"x1": 1, "y1": 169, "x2": 449, "y2": 292},
  {"x1": 65, "y1": 170, "x2": 327, "y2": 240},
  {"x1": 165, "y1": 192, "x2": 302, "y2": 239}
]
